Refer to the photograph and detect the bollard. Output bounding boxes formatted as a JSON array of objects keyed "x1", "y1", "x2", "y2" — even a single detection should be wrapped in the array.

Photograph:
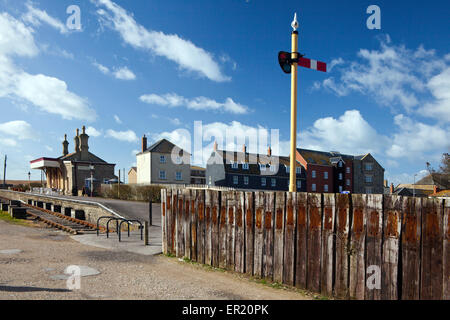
[
  {"x1": 144, "y1": 221, "x2": 149, "y2": 246},
  {"x1": 149, "y1": 200, "x2": 153, "y2": 226}
]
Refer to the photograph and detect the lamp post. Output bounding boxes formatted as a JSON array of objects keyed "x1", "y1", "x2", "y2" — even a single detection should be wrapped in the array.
[
  {"x1": 28, "y1": 171, "x2": 31, "y2": 193},
  {"x1": 289, "y1": 13, "x2": 299, "y2": 193},
  {"x1": 89, "y1": 164, "x2": 95, "y2": 197}
]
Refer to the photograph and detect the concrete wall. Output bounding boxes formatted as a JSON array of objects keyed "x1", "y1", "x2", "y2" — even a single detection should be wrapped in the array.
[{"x1": 0, "y1": 190, "x2": 122, "y2": 228}]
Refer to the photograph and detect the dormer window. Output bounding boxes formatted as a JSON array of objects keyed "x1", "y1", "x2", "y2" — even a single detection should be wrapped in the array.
[
  {"x1": 259, "y1": 164, "x2": 267, "y2": 171},
  {"x1": 242, "y1": 162, "x2": 249, "y2": 170},
  {"x1": 269, "y1": 164, "x2": 276, "y2": 172},
  {"x1": 231, "y1": 162, "x2": 238, "y2": 169}
]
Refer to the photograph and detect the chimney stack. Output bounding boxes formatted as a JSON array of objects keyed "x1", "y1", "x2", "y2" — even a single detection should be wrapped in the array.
[
  {"x1": 433, "y1": 185, "x2": 439, "y2": 194},
  {"x1": 242, "y1": 144, "x2": 247, "y2": 154},
  {"x1": 213, "y1": 141, "x2": 218, "y2": 152},
  {"x1": 390, "y1": 183, "x2": 394, "y2": 194},
  {"x1": 62, "y1": 134, "x2": 69, "y2": 156},
  {"x1": 268, "y1": 146, "x2": 272, "y2": 157},
  {"x1": 74, "y1": 128, "x2": 80, "y2": 153},
  {"x1": 79, "y1": 125, "x2": 89, "y2": 160},
  {"x1": 142, "y1": 135, "x2": 147, "y2": 153}
]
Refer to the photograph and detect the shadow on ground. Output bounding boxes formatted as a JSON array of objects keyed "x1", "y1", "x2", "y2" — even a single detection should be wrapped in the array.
[{"x1": 0, "y1": 285, "x2": 71, "y2": 293}]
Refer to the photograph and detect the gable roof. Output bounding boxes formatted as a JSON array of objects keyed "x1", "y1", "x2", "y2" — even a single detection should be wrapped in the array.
[
  {"x1": 59, "y1": 151, "x2": 108, "y2": 164},
  {"x1": 297, "y1": 148, "x2": 353, "y2": 166},
  {"x1": 416, "y1": 173, "x2": 449, "y2": 189},
  {"x1": 138, "y1": 139, "x2": 191, "y2": 155}
]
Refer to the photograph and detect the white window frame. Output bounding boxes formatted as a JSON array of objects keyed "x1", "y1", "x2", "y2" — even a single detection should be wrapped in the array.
[
  {"x1": 242, "y1": 162, "x2": 249, "y2": 170},
  {"x1": 233, "y1": 176, "x2": 239, "y2": 185},
  {"x1": 269, "y1": 164, "x2": 276, "y2": 172},
  {"x1": 259, "y1": 164, "x2": 267, "y2": 171},
  {"x1": 160, "y1": 155, "x2": 166, "y2": 164},
  {"x1": 175, "y1": 171, "x2": 182, "y2": 181},
  {"x1": 231, "y1": 162, "x2": 239, "y2": 169},
  {"x1": 346, "y1": 167, "x2": 350, "y2": 174}
]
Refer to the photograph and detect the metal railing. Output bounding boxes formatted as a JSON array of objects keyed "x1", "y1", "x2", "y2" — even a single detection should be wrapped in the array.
[{"x1": 96, "y1": 216, "x2": 143, "y2": 242}]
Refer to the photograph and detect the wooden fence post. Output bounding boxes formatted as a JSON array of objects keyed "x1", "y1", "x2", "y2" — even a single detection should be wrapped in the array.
[
  {"x1": 176, "y1": 190, "x2": 185, "y2": 258},
  {"x1": 321, "y1": 193, "x2": 336, "y2": 297},
  {"x1": 254, "y1": 191, "x2": 265, "y2": 278},
  {"x1": 263, "y1": 192, "x2": 275, "y2": 280},
  {"x1": 244, "y1": 191, "x2": 254, "y2": 275},
  {"x1": 190, "y1": 190, "x2": 198, "y2": 262},
  {"x1": 197, "y1": 190, "x2": 205, "y2": 264},
  {"x1": 349, "y1": 194, "x2": 366, "y2": 300},
  {"x1": 283, "y1": 192, "x2": 296, "y2": 286},
  {"x1": 334, "y1": 193, "x2": 350, "y2": 298},
  {"x1": 421, "y1": 198, "x2": 444, "y2": 300},
  {"x1": 219, "y1": 191, "x2": 228, "y2": 269},
  {"x1": 226, "y1": 191, "x2": 236, "y2": 270},
  {"x1": 382, "y1": 195, "x2": 402, "y2": 300},
  {"x1": 161, "y1": 189, "x2": 167, "y2": 255},
  {"x1": 204, "y1": 190, "x2": 213, "y2": 265},
  {"x1": 401, "y1": 196, "x2": 421, "y2": 300},
  {"x1": 307, "y1": 192, "x2": 322, "y2": 293},
  {"x1": 235, "y1": 192, "x2": 245, "y2": 273},
  {"x1": 273, "y1": 191, "x2": 285, "y2": 283},
  {"x1": 365, "y1": 194, "x2": 383, "y2": 300},
  {"x1": 169, "y1": 189, "x2": 177, "y2": 255},
  {"x1": 211, "y1": 190, "x2": 220, "y2": 268},
  {"x1": 444, "y1": 199, "x2": 449, "y2": 300},
  {"x1": 183, "y1": 189, "x2": 191, "y2": 260},
  {"x1": 295, "y1": 192, "x2": 308, "y2": 289}
]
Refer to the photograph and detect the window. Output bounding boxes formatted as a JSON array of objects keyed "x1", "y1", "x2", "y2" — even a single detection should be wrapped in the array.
[
  {"x1": 297, "y1": 180, "x2": 302, "y2": 189},
  {"x1": 324, "y1": 172, "x2": 328, "y2": 179},
  {"x1": 296, "y1": 166, "x2": 301, "y2": 174},
  {"x1": 231, "y1": 162, "x2": 238, "y2": 169},
  {"x1": 324, "y1": 184, "x2": 329, "y2": 192},
  {"x1": 242, "y1": 162, "x2": 249, "y2": 170},
  {"x1": 260, "y1": 164, "x2": 267, "y2": 171},
  {"x1": 270, "y1": 164, "x2": 276, "y2": 172},
  {"x1": 312, "y1": 170, "x2": 316, "y2": 178},
  {"x1": 338, "y1": 161, "x2": 343, "y2": 168},
  {"x1": 346, "y1": 167, "x2": 350, "y2": 174},
  {"x1": 365, "y1": 175, "x2": 373, "y2": 183},
  {"x1": 285, "y1": 165, "x2": 290, "y2": 173},
  {"x1": 339, "y1": 186, "x2": 343, "y2": 193},
  {"x1": 339, "y1": 173, "x2": 343, "y2": 180},
  {"x1": 175, "y1": 172, "x2": 182, "y2": 181},
  {"x1": 346, "y1": 179, "x2": 351, "y2": 186},
  {"x1": 312, "y1": 184, "x2": 316, "y2": 192},
  {"x1": 261, "y1": 178, "x2": 266, "y2": 186},
  {"x1": 365, "y1": 163, "x2": 373, "y2": 171},
  {"x1": 233, "y1": 176, "x2": 239, "y2": 185},
  {"x1": 160, "y1": 155, "x2": 166, "y2": 163},
  {"x1": 208, "y1": 176, "x2": 212, "y2": 185},
  {"x1": 271, "y1": 178, "x2": 276, "y2": 187},
  {"x1": 366, "y1": 187, "x2": 373, "y2": 194},
  {"x1": 244, "y1": 176, "x2": 249, "y2": 185},
  {"x1": 159, "y1": 170, "x2": 166, "y2": 180}
]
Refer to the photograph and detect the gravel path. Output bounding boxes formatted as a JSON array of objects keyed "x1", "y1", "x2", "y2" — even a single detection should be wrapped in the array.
[{"x1": 0, "y1": 220, "x2": 311, "y2": 300}]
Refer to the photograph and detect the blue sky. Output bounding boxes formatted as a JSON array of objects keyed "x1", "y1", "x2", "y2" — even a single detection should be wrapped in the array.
[{"x1": 0, "y1": 0, "x2": 448, "y2": 185}]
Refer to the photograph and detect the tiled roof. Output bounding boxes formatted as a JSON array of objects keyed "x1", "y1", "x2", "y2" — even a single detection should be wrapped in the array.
[
  {"x1": 297, "y1": 148, "x2": 353, "y2": 165},
  {"x1": 140, "y1": 139, "x2": 191, "y2": 155}
]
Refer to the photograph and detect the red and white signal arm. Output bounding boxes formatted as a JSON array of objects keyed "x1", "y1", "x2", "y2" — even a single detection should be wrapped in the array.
[{"x1": 298, "y1": 57, "x2": 327, "y2": 72}]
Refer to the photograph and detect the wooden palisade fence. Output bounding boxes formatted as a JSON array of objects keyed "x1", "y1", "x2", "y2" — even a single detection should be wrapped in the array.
[{"x1": 161, "y1": 189, "x2": 449, "y2": 300}]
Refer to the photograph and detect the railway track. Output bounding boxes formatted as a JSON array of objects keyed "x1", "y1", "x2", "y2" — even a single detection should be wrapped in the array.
[{"x1": 0, "y1": 197, "x2": 104, "y2": 235}]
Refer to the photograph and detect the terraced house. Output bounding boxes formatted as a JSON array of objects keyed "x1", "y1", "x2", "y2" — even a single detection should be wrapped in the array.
[{"x1": 206, "y1": 144, "x2": 307, "y2": 191}]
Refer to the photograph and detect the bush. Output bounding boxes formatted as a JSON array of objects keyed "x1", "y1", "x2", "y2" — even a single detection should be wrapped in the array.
[{"x1": 100, "y1": 184, "x2": 162, "y2": 203}]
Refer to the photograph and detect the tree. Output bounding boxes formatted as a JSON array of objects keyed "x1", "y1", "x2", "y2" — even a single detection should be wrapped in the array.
[{"x1": 438, "y1": 153, "x2": 449, "y2": 174}]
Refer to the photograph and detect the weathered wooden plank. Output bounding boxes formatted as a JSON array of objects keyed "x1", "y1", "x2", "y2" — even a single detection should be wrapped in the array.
[
  {"x1": 183, "y1": 189, "x2": 191, "y2": 260},
  {"x1": 253, "y1": 191, "x2": 265, "y2": 278},
  {"x1": 235, "y1": 192, "x2": 245, "y2": 273},
  {"x1": 161, "y1": 189, "x2": 167, "y2": 255},
  {"x1": 204, "y1": 190, "x2": 213, "y2": 265},
  {"x1": 321, "y1": 193, "x2": 335, "y2": 297},
  {"x1": 306, "y1": 193, "x2": 322, "y2": 293},
  {"x1": 401, "y1": 196, "x2": 421, "y2": 300},
  {"x1": 295, "y1": 192, "x2": 308, "y2": 289},
  {"x1": 283, "y1": 192, "x2": 296, "y2": 286},
  {"x1": 273, "y1": 191, "x2": 285, "y2": 283},
  {"x1": 382, "y1": 195, "x2": 402, "y2": 300},
  {"x1": 190, "y1": 190, "x2": 198, "y2": 262},
  {"x1": 263, "y1": 192, "x2": 275, "y2": 280},
  {"x1": 176, "y1": 190, "x2": 185, "y2": 258},
  {"x1": 444, "y1": 199, "x2": 449, "y2": 300},
  {"x1": 349, "y1": 194, "x2": 366, "y2": 300},
  {"x1": 334, "y1": 193, "x2": 350, "y2": 298},
  {"x1": 365, "y1": 194, "x2": 383, "y2": 300},
  {"x1": 226, "y1": 191, "x2": 236, "y2": 271},
  {"x1": 421, "y1": 198, "x2": 444, "y2": 300},
  {"x1": 211, "y1": 191, "x2": 220, "y2": 268},
  {"x1": 169, "y1": 190, "x2": 177, "y2": 255},
  {"x1": 244, "y1": 192, "x2": 254, "y2": 275},
  {"x1": 196, "y1": 190, "x2": 205, "y2": 264},
  {"x1": 218, "y1": 191, "x2": 228, "y2": 269}
]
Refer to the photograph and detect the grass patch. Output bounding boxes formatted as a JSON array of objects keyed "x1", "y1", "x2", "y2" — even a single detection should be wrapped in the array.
[{"x1": 0, "y1": 210, "x2": 31, "y2": 227}]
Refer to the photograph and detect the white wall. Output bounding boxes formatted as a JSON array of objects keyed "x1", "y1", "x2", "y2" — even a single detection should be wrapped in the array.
[{"x1": 136, "y1": 152, "x2": 151, "y2": 184}]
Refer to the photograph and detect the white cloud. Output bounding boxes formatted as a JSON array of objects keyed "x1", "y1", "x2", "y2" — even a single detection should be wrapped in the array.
[
  {"x1": 169, "y1": 118, "x2": 181, "y2": 126},
  {"x1": 93, "y1": 0, "x2": 230, "y2": 82},
  {"x1": 86, "y1": 126, "x2": 102, "y2": 137},
  {"x1": 93, "y1": 62, "x2": 110, "y2": 74},
  {"x1": 140, "y1": 93, "x2": 249, "y2": 114},
  {"x1": 0, "y1": 13, "x2": 96, "y2": 121},
  {"x1": 300, "y1": 110, "x2": 389, "y2": 156},
  {"x1": 0, "y1": 120, "x2": 35, "y2": 140},
  {"x1": 105, "y1": 129, "x2": 138, "y2": 142},
  {"x1": 113, "y1": 115, "x2": 122, "y2": 124},
  {"x1": 22, "y1": 2, "x2": 69, "y2": 34},
  {"x1": 317, "y1": 36, "x2": 449, "y2": 118},
  {"x1": 386, "y1": 114, "x2": 450, "y2": 159},
  {"x1": 113, "y1": 66, "x2": 136, "y2": 80}
]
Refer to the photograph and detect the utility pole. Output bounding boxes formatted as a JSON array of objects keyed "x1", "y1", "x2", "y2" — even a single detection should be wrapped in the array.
[
  {"x1": 118, "y1": 169, "x2": 120, "y2": 198},
  {"x1": 3, "y1": 155, "x2": 6, "y2": 186},
  {"x1": 289, "y1": 14, "x2": 299, "y2": 193}
]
